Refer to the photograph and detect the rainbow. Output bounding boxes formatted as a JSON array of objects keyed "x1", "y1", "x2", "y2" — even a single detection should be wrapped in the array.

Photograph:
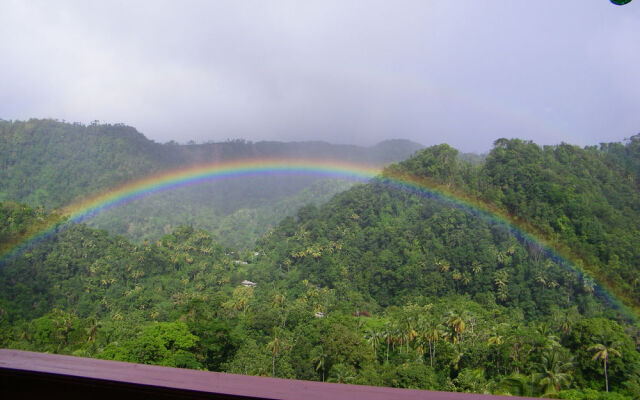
[
  {"x1": 63, "y1": 159, "x2": 381, "y2": 223},
  {"x1": 0, "y1": 159, "x2": 380, "y2": 261},
  {"x1": 1, "y1": 158, "x2": 636, "y2": 320}
]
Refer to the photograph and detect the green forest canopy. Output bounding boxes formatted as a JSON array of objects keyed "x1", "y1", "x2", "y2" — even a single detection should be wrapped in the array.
[
  {"x1": 1, "y1": 134, "x2": 639, "y2": 398},
  {"x1": 0, "y1": 119, "x2": 422, "y2": 247}
]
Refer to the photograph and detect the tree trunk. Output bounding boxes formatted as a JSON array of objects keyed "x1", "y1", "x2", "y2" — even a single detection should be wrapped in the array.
[
  {"x1": 604, "y1": 359, "x2": 609, "y2": 392},
  {"x1": 433, "y1": 343, "x2": 437, "y2": 368},
  {"x1": 386, "y1": 340, "x2": 389, "y2": 363}
]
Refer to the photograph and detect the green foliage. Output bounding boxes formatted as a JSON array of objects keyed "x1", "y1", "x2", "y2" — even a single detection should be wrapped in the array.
[
  {"x1": 1, "y1": 135, "x2": 639, "y2": 398},
  {"x1": 0, "y1": 119, "x2": 421, "y2": 249},
  {"x1": 565, "y1": 318, "x2": 639, "y2": 392},
  {"x1": 0, "y1": 119, "x2": 167, "y2": 209},
  {"x1": 100, "y1": 321, "x2": 200, "y2": 368}
]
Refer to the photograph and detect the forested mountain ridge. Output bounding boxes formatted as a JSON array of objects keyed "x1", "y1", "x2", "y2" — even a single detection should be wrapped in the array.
[
  {"x1": 0, "y1": 119, "x2": 423, "y2": 209},
  {"x1": 1, "y1": 137, "x2": 639, "y2": 398},
  {"x1": 251, "y1": 139, "x2": 640, "y2": 319},
  {"x1": 0, "y1": 119, "x2": 167, "y2": 208},
  {"x1": 0, "y1": 119, "x2": 423, "y2": 247},
  {"x1": 383, "y1": 138, "x2": 640, "y2": 313}
]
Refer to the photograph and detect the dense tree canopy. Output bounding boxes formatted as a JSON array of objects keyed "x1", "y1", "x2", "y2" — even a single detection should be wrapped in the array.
[
  {"x1": 1, "y1": 134, "x2": 639, "y2": 398},
  {"x1": 0, "y1": 119, "x2": 421, "y2": 248}
]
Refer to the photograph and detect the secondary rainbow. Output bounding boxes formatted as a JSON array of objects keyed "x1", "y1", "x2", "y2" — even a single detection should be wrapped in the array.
[{"x1": 1, "y1": 158, "x2": 636, "y2": 320}]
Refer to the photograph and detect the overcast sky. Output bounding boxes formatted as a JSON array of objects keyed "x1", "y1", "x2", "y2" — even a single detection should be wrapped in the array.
[{"x1": 1, "y1": 1, "x2": 639, "y2": 152}]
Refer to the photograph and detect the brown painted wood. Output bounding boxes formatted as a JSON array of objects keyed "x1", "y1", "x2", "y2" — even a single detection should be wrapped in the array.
[{"x1": 0, "y1": 349, "x2": 537, "y2": 399}]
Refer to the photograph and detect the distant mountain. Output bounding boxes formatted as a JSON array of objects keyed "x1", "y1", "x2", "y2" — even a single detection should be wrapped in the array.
[{"x1": 0, "y1": 119, "x2": 423, "y2": 247}]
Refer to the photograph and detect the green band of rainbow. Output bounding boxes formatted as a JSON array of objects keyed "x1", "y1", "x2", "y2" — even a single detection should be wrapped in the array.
[
  {"x1": 66, "y1": 159, "x2": 379, "y2": 222},
  {"x1": 1, "y1": 158, "x2": 636, "y2": 321}
]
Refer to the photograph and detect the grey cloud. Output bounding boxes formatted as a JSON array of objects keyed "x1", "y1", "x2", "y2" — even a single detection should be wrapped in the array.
[{"x1": 1, "y1": 0, "x2": 639, "y2": 152}]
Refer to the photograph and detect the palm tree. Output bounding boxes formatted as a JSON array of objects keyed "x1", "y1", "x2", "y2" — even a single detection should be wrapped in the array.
[
  {"x1": 423, "y1": 324, "x2": 444, "y2": 367},
  {"x1": 266, "y1": 335, "x2": 281, "y2": 377},
  {"x1": 381, "y1": 323, "x2": 393, "y2": 363},
  {"x1": 446, "y1": 313, "x2": 466, "y2": 344},
  {"x1": 559, "y1": 316, "x2": 572, "y2": 335},
  {"x1": 272, "y1": 293, "x2": 286, "y2": 307},
  {"x1": 392, "y1": 325, "x2": 403, "y2": 353},
  {"x1": 507, "y1": 329, "x2": 528, "y2": 375},
  {"x1": 328, "y1": 364, "x2": 354, "y2": 384},
  {"x1": 589, "y1": 343, "x2": 621, "y2": 392},
  {"x1": 534, "y1": 350, "x2": 574, "y2": 396},
  {"x1": 400, "y1": 318, "x2": 418, "y2": 354},
  {"x1": 461, "y1": 271, "x2": 472, "y2": 286},
  {"x1": 487, "y1": 333, "x2": 504, "y2": 346},
  {"x1": 551, "y1": 307, "x2": 577, "y2": 336},
  {"x1": 497, "y1": 251, "x2": 509, "y2": 265},
  {"x1": 536, "y1": 322, "x2": 560, "y2": 349},
  {"x1": 272, "y1": 293, "x2": 288, "y2": 327},
  {"x1": 311, "y1": 349, "x2": 328, "y2": 382},
  {"x1": 488, "y1": 332, "x2": 505, "y2": 374},
  {"x1": 499, "y1": 373, "x2": 536, "y2": 397},
  {"x1": 435, "y1": 258, "x2": 450, "y2": 272},
  {"x1": 85, "y1": 318, "x2": 100, "y2": 343},
  {"x1": 471, "y1": 262, "x2": 482, "y2": 275},
  {"x1": 496, "y1": 286, "x2": 509, "y2": 301},
  {"x1": 364, "y1": 329, "x2": 380, "y2": 357},
  {"x1": 450, "y1": 344, "x2": 465, "y2": 371},
  {"x1": 494, "y1": 269, "x2": 509, "y2": 287},
  {"x1": 452, "y1": 269, "x2": 462, "y2": 282},
  {"x1": 494, "y1": 269, "x2": 510, "y2": 301},
  {"x1": 534, "y1": 270, "x2": 548, "y2": 287}
]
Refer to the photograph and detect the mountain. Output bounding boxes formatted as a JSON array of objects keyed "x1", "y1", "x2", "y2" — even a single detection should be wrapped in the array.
[
  {"x1": 386, "y1": 139, "x2": 640, "y2": 312},
  {"x1": 0, "y1": 119, "x2": 167, "y2": 208},
  {"x1": 0, "y1": 119, "x2": 423, "y2": 247},
  {"x1": 1, "y1": 137, "x2": 639, "y2": 398},
  {"x1": 252, "y1": 140, "x2": 640, "y2": 317}
]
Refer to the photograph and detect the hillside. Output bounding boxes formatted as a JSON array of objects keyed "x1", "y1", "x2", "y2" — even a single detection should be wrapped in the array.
[
  {"x1": 386, "y1": 138, "x2": 640, "y2": 312},
  {"x1": 0, "y1": 119, "x2": 423, "y2": 247},
  {"x1": 1, "y1": 137, "x2": 639, "y2": 398},
  {"x1": 0, "y1": 119, "x2": 168, "y2": 207},
  {"x1": 89, "y1": 179, "x2": 354, "y2": 249}
]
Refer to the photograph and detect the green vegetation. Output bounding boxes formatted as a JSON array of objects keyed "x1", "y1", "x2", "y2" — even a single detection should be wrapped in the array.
[
  {"x1": 1, "y1": 133, "x2": 639, "y2": 398},
  {"x1": 386, "y1": 137, "x2": 640, "y2": 312},
  {"x1": 88, "y1": 179, "x2": 354, "y2": 248},
  {"x1": 0, "y1": 119, "x2": 422, "y2": 248}
]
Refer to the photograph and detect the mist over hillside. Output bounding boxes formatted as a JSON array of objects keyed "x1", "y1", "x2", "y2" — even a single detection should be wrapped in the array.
[{"x1": 0, "y1": 119, "x2": 423, "y2": 247}]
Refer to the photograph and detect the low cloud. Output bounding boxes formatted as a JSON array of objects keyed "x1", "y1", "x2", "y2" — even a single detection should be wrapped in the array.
[{"x1": 1, "y1": 1, "x2": 639, "y2": 152}]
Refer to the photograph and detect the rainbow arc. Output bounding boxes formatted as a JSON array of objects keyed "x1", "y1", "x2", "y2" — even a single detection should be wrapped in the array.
[{"x1": 1, "y1": 158, "x2": 636, "y2": 320}]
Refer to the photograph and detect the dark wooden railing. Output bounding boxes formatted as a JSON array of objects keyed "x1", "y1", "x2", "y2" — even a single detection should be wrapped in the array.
[{"x1": 0, "y1": 349, "x2": 536, "y2": 399}]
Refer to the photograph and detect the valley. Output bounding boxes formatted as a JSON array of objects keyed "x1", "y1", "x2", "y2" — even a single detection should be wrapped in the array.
[{"x1": 1, "y1": 122, "x2": 639, "y2": 398}]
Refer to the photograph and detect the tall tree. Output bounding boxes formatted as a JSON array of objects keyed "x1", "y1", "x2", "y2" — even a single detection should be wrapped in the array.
[
  {"x1": 534, "y1": 350, "x2": 574, "y2": 396},
  {"x1": 589, "y1": 343, "x2": 621, "y2": 392},
  {"x1": 267, "y1": 335, "x2": 281, "y2": 377}
]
